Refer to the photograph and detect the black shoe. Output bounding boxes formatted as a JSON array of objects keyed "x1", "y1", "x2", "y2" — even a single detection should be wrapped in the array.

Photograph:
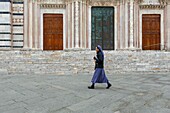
[
  {"x1": 88, "y1": 86, "x2": 94, "y2": 89},
  {"x1": 106, "y1": 83, "x2": 112, "y2": 89}
]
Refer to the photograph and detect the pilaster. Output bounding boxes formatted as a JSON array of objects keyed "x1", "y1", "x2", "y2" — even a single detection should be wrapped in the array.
[
  {"x1": 129, "y1": 0, "x2": 134, "y2": 48},
  {"x1": 167, "y1": 4, "x2": 170, "y2": 50},
  {"x1": 28, "y1": 0, "x2": 33, "y2": 48},
  {"x1": 34, "y1": 0, "x2": 38, "y2": 49},
  {"x1": 24, "y1": 0, "x2": 28, "y2": 49},
  {"x1": 75, "y1": 1, "x2": 79, "y2": 48}
]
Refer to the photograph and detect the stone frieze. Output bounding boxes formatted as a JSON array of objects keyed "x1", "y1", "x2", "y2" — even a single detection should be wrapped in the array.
[
  {"x1": 40, "y1": 4, "x2": 66, "y2": 8},
  {"x1": 139, "y1": 4, "x2": 166, "y2": 9}
]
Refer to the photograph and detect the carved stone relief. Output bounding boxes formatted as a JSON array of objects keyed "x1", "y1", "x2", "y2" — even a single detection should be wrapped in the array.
[
  {"x1": 88, "y1": 0, "x2": 119, "y2": 6},
  {"x1": 138, "y1": 0, "x2": 169, "y2": 4},
  {"x1": 138, "y1": 0, "x2": 168, "y2": 9},
  {"x1": 40, "y1": 4, "x2": 66, "y2": 9},
  {"x1": 34, "y1": 0, "x2": 66, "y2": 4}
]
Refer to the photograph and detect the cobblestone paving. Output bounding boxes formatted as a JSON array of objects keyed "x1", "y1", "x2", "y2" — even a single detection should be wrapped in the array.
[{"x1": 0, "y1": 73, "x2": 170, "y2": 113}]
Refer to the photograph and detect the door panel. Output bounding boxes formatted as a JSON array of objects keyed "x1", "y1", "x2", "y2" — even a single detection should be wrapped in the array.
[
  {"x1": 142, "y1": 14, "x2": 160, "y2": 50},
  {"x1": 43, "y1": 14, "x2": 63, "y2": 50},
  {"x1": 91, "y1": 7, "x2": 114, "y2": 50}
]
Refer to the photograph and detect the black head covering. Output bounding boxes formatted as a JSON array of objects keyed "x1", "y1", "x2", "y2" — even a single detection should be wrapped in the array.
[{"x1": 97, "y1": 45, "x2": 104, "y2": 60}]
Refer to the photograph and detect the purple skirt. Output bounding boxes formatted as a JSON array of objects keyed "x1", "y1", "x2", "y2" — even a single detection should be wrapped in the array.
[{"x1": 91, "y1": 68, "x2": 108, "y2": 83}]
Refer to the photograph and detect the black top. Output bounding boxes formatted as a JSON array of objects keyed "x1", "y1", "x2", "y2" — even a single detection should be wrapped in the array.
[{"x1": 95, "y1": 51, "x2": 104, "y2": 69}]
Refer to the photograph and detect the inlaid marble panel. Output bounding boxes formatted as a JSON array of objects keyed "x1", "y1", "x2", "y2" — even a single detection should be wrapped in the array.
[
  {"x1": 13, "y1": 18, "x2": 24, "y2": 25},
  {"x1": 13, "y1": 26, "x2": 23, "y2": 34},
  {"x1": 13, "y1": 35, "x2": 23, "y2": 40},
  {"x1": 0, "y1": 34, "x2": 11, "y2": 40},
  {"x1": 12, "y1": 4, "x2": 24, "y2": 14},
  {"x1": 0, "y1": 41, "x2": 11, "y2": 46},
  {"x1": 0, "y1": 2, "x2": 11, "y2": 12},
  {"x1": 0, "y1": 14, "x2": 11, "y2": 23},
  {"x1": 12, "y1": 15, "x2": 23, "y2": 25},
  {"x1": 13, "y1": 42, "x2": 23, "y2": 46},
  {"x1": 0, "y1": 25, "x2": 11, "y2": 32}
]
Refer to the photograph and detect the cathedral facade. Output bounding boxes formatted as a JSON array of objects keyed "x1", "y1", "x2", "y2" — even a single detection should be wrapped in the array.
[{"x1": 0, "y1": 0, "x2": 170, "y2": 51}]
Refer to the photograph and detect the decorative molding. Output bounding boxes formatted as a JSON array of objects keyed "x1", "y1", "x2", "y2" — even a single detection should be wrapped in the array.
[
  {"x1": 139, "y1": 4, "x2": 166, "y2": 9},
  {"x1": 138, "y1": 0, "x2": 169, "y2": 4},
  {"x1": 13, "y1": 0, "x2": 24, "y2": 2},
  {"x1": 13, "y1": 4, "x2": 24, "y2": 13},
  {"x1": 89, "y1": 1, "x2": 118, "y2": 6},
  {"x1": 36, "y1": 0, "x2": 66, "y2": 4},
  {"x1": 13, "y1": 18, "x2": 24, "y2": 24},
  {"x1": 40, "y1": 4, "x2": 66, "y2": 9},
  {"x1": 139, "y1": 0, "x2": 168, "y2": 9}
]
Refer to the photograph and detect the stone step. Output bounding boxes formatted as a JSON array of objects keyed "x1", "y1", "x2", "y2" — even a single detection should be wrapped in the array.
[{"x1": 0, "y1": 51, "x2": 169, "y2": 75}]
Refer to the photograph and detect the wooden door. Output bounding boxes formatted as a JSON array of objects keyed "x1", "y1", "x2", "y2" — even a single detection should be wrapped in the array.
[
  {"x1": 43, "y1": 14, "x2": 63, "y2": 50},
  {"x1": 142, "y1": 14, "x2": 160, "y2": 50}
]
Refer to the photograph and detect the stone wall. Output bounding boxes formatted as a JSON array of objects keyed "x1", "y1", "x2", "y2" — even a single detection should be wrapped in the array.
[
  {"x1": 0, "y1": 50, "x2": 169, "y2": 75},
  {"x1": 0, "y1": 0, "x2": 11, "y2": 48}
]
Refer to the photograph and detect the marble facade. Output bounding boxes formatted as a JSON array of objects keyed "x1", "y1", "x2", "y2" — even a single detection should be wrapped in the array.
[{"x1": 0, "y1": 0, "x2": 170, "y2": 50}]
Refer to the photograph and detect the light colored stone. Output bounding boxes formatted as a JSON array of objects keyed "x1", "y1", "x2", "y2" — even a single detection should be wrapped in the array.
[
  {"x1": 0, "y1": 34, "x2": 11, "y2": 40},
  {"x1": 0, "y1": 14, "x2": 11, "y2": 24},
  {"x1": 0, "y1": 2, "x2": 11, "y2": 12},
  {"x1": 13, "y1": 26, "x2": 23, "y2": 34},
  {"x1": 0, "y1": 25, "x2": 11, "y2": 32},
  {"x1": 0, "y1": 41, "x2": 11, "y2": 46}
]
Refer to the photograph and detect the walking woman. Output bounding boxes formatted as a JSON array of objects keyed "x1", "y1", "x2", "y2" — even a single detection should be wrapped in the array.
[{"x1": 88, "y1": 45, "x2": 112, "y2": 89}]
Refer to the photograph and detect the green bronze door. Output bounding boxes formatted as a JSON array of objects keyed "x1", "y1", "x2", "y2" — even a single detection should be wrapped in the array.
[{"x1": 91, "y1": 7, "x2": 114, "y2": 50}]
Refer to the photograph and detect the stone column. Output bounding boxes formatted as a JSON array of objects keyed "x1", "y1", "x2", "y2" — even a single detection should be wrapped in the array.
[
  {"x1": 24, "y1": 0, "x2": 28, "y2": 49},
  {"x1": 72, "y1": 2, "x2": 75, "y2": 48},
  {"x1": 129, "y1": 0, "x2": 134, "y2": 48},
  {"x1": 133, "y1": 1, "x2": 139, "y2": 48},
  {"x1": 75, "y1": 1, "x2": 79, "y2": 48},
  {"x1": 119, "y1": 3, "x2": 123, "y2": 49},
  {"x1": 125, "y1": 1, "x2": 129, "y2": 48},
  {"x1": 67, "y1": 3, "x2": 71, "y2": 48},
  {"x1": 66, "y1": 0, "x2": 89, "y2": 50},
  {"x1": 167, "y1": 4, "x2": 170, "y2": 50},
  {"x1": 28, "y1": 0, "x2": 32, "y2": 48},
  {"x1": 88, "y1": 5, "x2": 91, "y2": 49},
  {"x1": 80, "y1": 1, "x2": 88, "y2": 49},
  {"x1": 34, "y1": 0, "x2": 38, "y2": 49},
  {"x1": 80, "y1": 1, "x2": 82, "y2": 48}
]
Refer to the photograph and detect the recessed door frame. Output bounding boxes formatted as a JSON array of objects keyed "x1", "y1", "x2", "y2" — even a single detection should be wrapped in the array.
[
  {"x1": 40, "y1": 9, "x2": 66, "y2": 50},
  {"x1": 91, "y1": 7, "x2": 115, "y2": 50},
  {"x1": 140, "y1": 10, "x2": 164, "y2": 50},
  {"x1": 89, "y1": 6, "x2": 117, "y2": 50}
]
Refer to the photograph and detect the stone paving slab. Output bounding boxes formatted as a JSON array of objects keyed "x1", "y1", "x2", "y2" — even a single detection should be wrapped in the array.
[{"x1": 0, "y1": 73, "x2": 170, "y2": 113}]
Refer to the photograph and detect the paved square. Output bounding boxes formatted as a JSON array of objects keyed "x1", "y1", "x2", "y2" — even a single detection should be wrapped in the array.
[{"x1": 0, "y1": 73, "x2": 170, "y2": 113}]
